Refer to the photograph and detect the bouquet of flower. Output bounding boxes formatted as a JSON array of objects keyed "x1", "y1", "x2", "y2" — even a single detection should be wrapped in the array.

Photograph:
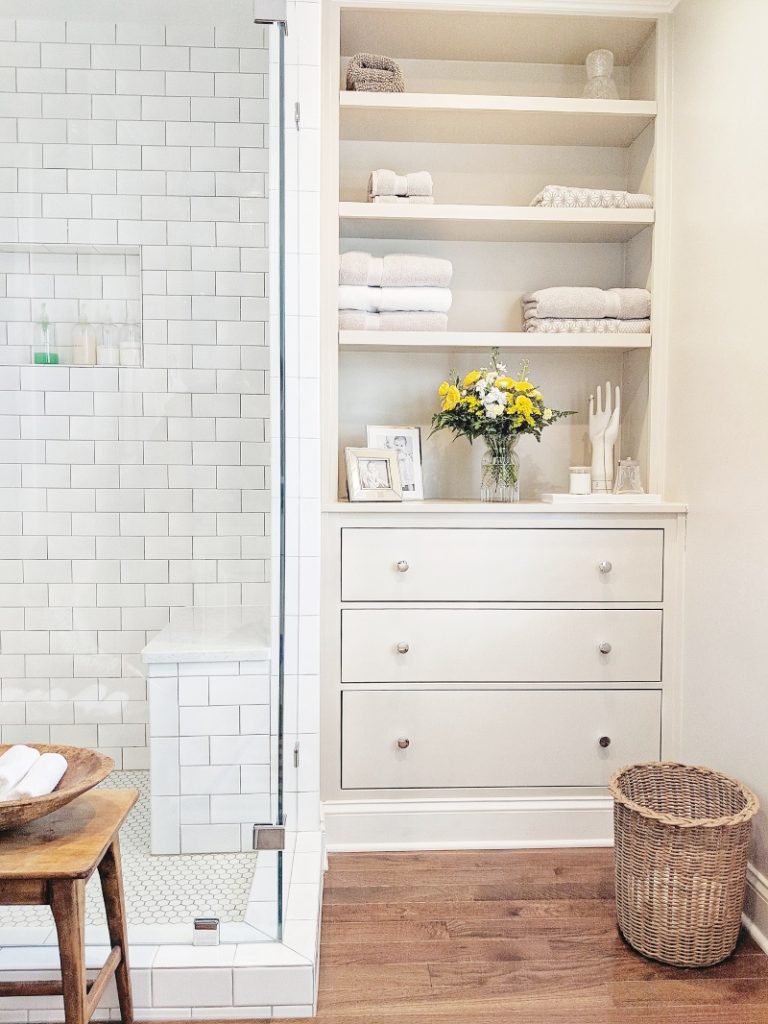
[{"x1": 431, "y1": 349, "x2": 571, "y2": 444}]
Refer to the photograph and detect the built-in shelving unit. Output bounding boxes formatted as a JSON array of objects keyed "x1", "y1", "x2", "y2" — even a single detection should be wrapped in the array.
[
  {"x1": 339, "y1": 330, "x2": 652, "y2": 353},
  {"x1": 340, "y1": 92, "x2": 657, "y2": 147}
]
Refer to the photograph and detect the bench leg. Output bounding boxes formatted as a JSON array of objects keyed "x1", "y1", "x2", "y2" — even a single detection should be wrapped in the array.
[
  {"x1": 49, "y1": 878, "x2": 87, "y2": 1024},
  {"x1": 98, "y1": 837, "x2": 133, "y2": 1024}
]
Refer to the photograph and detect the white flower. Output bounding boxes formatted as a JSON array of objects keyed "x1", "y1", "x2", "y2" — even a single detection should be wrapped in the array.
[
  {"x1": 486, "y1": 403, "x2": 505, "y2": 419},
  {"x1": 484, "y1": 387, "x2": 506, "y2": 406}
]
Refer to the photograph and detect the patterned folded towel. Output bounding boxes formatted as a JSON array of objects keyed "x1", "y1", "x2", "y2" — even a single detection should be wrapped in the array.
[
  {"x1": 339, "y1": 252, "x2": 452, "y2": 289},
  {"x1": 339, "y1": 310, "x2": 448, "y2": 331},
  {"x1": 339, "y1": 285, "x2": 452, "y2": 314},
  {"x1": 523, "y1": 317, "x2": 651, "y2": 334},
  {"x1": 522, "y1": 287, "x2": 651, "y2": 321},
  {"x1": 346, "y1": 53, "x2": 405, "y2": 93},
  {"x1": 368, "y1": 169, "x2": 433, "y2": 197},
  {"x1": 531, "y1": 185, "x2": 653, "y2": 209}
]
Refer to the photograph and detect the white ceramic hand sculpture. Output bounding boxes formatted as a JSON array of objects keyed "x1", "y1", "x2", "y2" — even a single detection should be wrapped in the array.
[{"x1": 589, "y1": 382, "x2": 621, "y2": 492}]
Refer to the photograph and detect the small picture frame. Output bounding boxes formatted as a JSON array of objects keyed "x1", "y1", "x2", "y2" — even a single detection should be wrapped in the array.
[
  {"x1": 345, "y1": 447, "x2": 403, "y2": 502},
  {"x1": 366, "y1": 425, "x2": 424, "y2": 501}
]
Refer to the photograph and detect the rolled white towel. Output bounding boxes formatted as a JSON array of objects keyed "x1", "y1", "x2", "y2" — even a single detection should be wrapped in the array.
[
  {"x1": 7, "y1": 752, "x2": 68, "y2": 800},
  {"x1": 0, "y1": 744, "x2": 40, "y2": 798},
  {"x1": 339, "y1": 284, "x2": 452, "y2": 314},
  {"x1": 368, "y1": 169, "x2": 433, "y2": 198},
  {"x1": 339, "y1": 252, "x2": 453, "y2": 289}
]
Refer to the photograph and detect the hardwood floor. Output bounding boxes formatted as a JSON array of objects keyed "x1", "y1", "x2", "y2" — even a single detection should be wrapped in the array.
[
  {"x1": 186, "y1": 848, "x2": 768, "y2": 1023},
  {"x1": 305, "y1": 848, "x2": 768, "y2": 1023}
]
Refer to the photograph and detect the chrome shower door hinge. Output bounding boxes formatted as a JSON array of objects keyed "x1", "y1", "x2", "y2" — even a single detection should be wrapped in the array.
[
  {"x1": 253, "y1": 818, "x2": 286, "y2": 851},
  {"x1": 193, "y1": 917, "x2": 220, "y2": 946},
  {"x1": 294, "y1": 102, "x2": 301, "y2": 130},
  {"x1": 293, "y1": 741, "x2": 300, "y2": 768}
]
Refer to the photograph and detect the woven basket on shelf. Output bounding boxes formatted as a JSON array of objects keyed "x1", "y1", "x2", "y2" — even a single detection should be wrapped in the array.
[{"x1": 609, "y1": 761, "x2": 759, "y2": 968}]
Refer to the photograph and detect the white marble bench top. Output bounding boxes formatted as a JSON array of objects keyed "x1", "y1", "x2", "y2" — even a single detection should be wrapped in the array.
[{"x1": 141, "y1": 605, "x2": 272, "y2": 664}]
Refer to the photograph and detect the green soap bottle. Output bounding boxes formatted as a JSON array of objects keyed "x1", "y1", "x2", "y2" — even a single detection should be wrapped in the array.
[{"x1": 33, "y1": 302, "x2": 59, "y2": 365}]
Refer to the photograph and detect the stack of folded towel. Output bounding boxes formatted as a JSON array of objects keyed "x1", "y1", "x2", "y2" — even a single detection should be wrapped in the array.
[
  {"x1": 368, "y1": 169, "x2": 434, "y2": 205},
  {"x1": 346, "y1": 53, "x2": 405, "y2": 93},
  {"x1": 0, "y1": 744, "x2": 68, "y2": 801},
  {"x1": 521, "y1": 287, "x2": 651, "y2": 334},
  {"x1": 339, "y1": 251, "x2": 452, "y2": 331},
  {"x1": 531, "y1": 185, "x2": 653, "y2": 209}
]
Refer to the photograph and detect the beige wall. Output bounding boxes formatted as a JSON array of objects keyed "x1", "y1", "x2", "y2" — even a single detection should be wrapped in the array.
[{"x1": 669, "y1": 0, "x2": 768, "y2": 870}]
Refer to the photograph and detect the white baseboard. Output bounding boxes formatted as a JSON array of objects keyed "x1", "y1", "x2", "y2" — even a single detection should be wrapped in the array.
[
  {"x1": 323, "y1": 795, "x2": 614, "y2": 851},
  {"x1": 743, "y1": 862, "x2": 768, "y2": 955}
]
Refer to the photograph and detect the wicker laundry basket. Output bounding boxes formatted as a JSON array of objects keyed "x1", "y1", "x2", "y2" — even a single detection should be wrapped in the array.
[{"x1": 609, "y1": 761, "x2": 759, "y2": 967}]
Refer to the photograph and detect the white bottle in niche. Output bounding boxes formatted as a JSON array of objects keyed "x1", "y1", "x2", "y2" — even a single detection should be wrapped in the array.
[
  {"x1": 72, "y1": 309, "x2": 97, "y2": 365},
  {"x1": 97, "y1": 313, "x2": 120, "y2": 366}
]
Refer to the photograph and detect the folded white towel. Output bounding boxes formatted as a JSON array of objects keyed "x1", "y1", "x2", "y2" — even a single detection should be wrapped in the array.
[
  {"x1": 339, "y1": 310, "x2": 449, "y2": 331},
  {"x1": 522, "y1": 287, "x2": 651, "y2": 321},
  {"x1": 339, "y1": 252, "x2": 453, "y2": 289},
  {"x1": 371, "y1": 196, "x2": 435, "y2": 204},
  {"x1": 531, "y1": 185, "x2": 653, "y2": 209},
  {"x1": 6, "y1": 752, "x2": 67, "y2": 800},
  {"x1": 368, "y1": 169, "x2": 433, "y2": 198},
  {"x1": 0, "y1": 744, "x2": 40, "y2": 798},
  {"x1": 523, "y1": 317, "x2": 651, "y2": 334},
  {"x1": 339, "y1": 284, "x2": 452, "y2": 314}
]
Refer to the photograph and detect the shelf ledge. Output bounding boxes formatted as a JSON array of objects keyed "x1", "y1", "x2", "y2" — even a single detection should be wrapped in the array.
[{"x1": 338, "y1": 330, "x2": 651, "y2": 353}]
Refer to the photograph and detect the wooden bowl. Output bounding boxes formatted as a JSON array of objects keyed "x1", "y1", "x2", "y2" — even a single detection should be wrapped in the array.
[{"x1": 0, "y1": 744, "x2": 114, "y2": 830}]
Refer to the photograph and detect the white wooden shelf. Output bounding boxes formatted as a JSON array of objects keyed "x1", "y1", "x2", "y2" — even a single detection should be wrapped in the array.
[
  {"x1": 339, "y1": 330, "x2": 651, "y2": 353},
  {"x1": 323, "y1": 499, "x2": 687, "y2": 515},
  {"x1": 339, "y1": 202, "x2": 654, "y2": 243},
  {"x1": 340, "y1": 92, "x2": 657, "y2": 147}
]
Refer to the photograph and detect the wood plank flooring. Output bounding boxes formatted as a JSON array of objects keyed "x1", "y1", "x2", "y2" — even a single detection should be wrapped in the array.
[{"x1": 191, "y1": 848, "x2": 768, "y2": 1023}]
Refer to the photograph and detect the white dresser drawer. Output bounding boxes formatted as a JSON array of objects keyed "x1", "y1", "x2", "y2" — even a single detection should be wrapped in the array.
[
  {"x1": 342, "y1": 609, "x2": 662, "y2": 683},
  {"x1": 341, "y1": 528, "x2": 663, "y2": 602},
  {"x1": 342, "y1": 689, "x2": 661, "y2": 790}
]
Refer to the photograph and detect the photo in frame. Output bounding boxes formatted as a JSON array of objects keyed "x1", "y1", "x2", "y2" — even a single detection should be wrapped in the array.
[
  {"x1": 345, "y1": 447, "x2": 403, "y2": 502},
  {"x1": 366, "y1": 425, "x2": 424, "y2": 500}
]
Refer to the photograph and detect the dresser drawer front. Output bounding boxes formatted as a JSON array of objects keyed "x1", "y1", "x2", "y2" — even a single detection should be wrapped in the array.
[
  {"x1": 342, "y1": 689, "x2": 661, "y2": 790},
  {"x1": 341, "y1": 528, "x2": 663, "y2": 602},
  {"x1": 342, "y1": 609, "x2": 662, "y2": 683}
]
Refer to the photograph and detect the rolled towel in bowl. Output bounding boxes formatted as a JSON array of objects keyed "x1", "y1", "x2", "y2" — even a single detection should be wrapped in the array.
[
  {"x1": 339, "y1": 252, "x2": 453, "y2": 288},
  {"x1": 7, "y1": 752, "x2": 68, "y2": 800},
  {"x1": 368, "y1": 169, "x2": 433, "y2": 197},
  {"x1": 0, "y1": 744, "x2": 40, "y2": 798},
  {"x1": 339, "y1": 284, "x2": 452, "y2": 314},
  {"x1": 522, "y1": 287, "x2": 651, "y2": 321},
  {"x1": 346, "y1": 53, "x2": 405, "y2": 93},
  {"x1": 371, "y1": 195, "x2": 435, "y2": 204}
]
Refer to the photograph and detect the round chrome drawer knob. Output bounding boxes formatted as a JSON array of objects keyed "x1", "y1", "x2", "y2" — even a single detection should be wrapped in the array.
[
  {"x1": 396, "y1": 642, "x2": 410, "y2": 654},
  {"x1": 599, "y1": 641, "x2": 612, "y2": 654},
  {"x1": 598, "y1": 560, "x2": 613, "y2": 574},
  {"x1": 397, "y1": 737, "x2": 410, "y2": 750},
  {"x1": 598, "y1": 736, "x2": 612, "y2": 748},
  {"x1": 396, "y1": 560, "x2": 409, "y2": 573}
]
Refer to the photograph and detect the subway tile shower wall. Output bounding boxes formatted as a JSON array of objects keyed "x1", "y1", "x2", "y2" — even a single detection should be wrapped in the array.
[{"x1": 0, "y1": 20, "x2": 270, "y2": 767}]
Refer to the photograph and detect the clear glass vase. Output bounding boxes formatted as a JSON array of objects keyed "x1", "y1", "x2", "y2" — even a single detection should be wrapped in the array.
[{"x1": 480, "y1": 437, "x2": 520, "y2": 503}]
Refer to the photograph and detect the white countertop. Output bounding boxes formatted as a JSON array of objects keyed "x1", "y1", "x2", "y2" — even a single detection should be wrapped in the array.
[{"x1": 141, "y1": 606, "x2": 272, "y2": 664}]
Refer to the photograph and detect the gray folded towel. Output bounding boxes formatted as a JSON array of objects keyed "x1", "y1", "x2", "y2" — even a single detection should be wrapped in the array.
[
  {"x1": 371, "y1": 196, "x2": 435, "y2": 205},
  {"x1": 339, "y1": 252, "x2": 452, "y2": 288},
  {"x1": 531, "y1": 185, "x2": 653, "y2": 209},
  {"x1": 346, "y1": 53, "x2": 405, "y2": 93},
  {"x1": 522, "y1": 287, "x2": 651, "y2": 321},
  {"x1": 339, "y1": 310, "x2": 448, "y2": 331},
  {"x1": 368, "y1": 169, "x2": 433, "y2": 197},
  {"x1": 523, "y1": 317, "x2": 651, "y2": 334}
]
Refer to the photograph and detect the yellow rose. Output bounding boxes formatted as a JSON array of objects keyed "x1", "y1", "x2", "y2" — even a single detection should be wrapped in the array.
[
  {"x1": 515, "y1": 395, "x2": 533, "y2": 415},
  {"x1": 464, "y1": 395, "x2": 479, "y2": 408},
  {"x1": 442, "y1": 384, "x2": 461, "y2": 411},
  {"x1": 438, "y1": 381, "x2": 450, "y2": 397},
  {"x1": 495, "y1": 376, "x2": 514, "y2": 390},
  {"x1": 515, "y1": 380, "x2": 534, "y2": 393},
  {"x1": 463, "y1": 370, "x2": 481, "y2": 388}
]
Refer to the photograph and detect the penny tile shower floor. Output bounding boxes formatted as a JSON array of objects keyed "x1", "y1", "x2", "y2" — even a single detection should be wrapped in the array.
[{"x1": 0, "y1": 771, "x2": 257, "y2": 927}]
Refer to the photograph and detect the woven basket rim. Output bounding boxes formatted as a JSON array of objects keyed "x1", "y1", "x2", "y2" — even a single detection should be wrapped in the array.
[{"x1": 609, "y1": 760, "x2": 760, "y2": 828}]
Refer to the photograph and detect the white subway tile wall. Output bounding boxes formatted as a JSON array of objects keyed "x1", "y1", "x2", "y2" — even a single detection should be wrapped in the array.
[{"x1": 0, "y1": 19, "x2": 271, "y2": 767}]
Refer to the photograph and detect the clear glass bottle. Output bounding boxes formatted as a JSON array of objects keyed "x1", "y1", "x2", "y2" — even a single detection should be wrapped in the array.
[
  {"x1": 119, "y1": 322, "x2": 142, "y2": 367},
  {"x1": 583, "y1": 48, "x2": 619, "y2": 100},
  {"x1": 72, "y1": 309, "x2": 97, "y2": 365},
  {"x1": 33, "y1": 302, "x2": 59, "y2": 365},
  {"x1": 97, "y1": 313, "x2": 120, "y2": 366}
]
